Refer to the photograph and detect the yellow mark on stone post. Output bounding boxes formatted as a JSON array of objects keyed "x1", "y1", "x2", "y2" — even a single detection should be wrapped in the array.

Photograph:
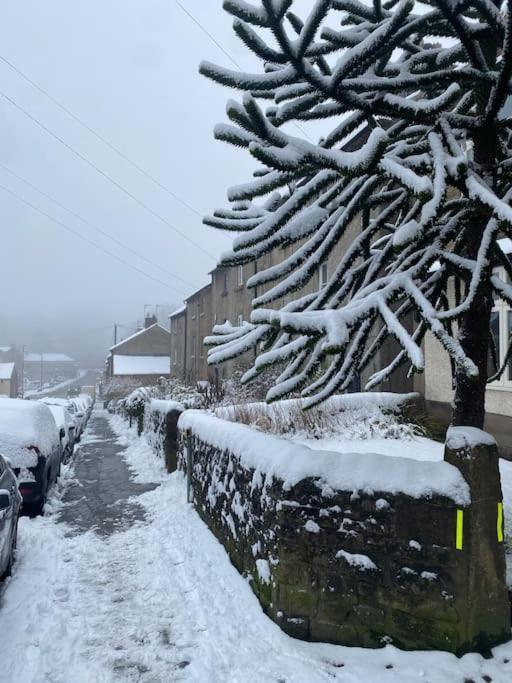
[
  {"x1": 497, "y1": 502, "x2": 504, "y2": 543},
  {"x1": 456, "y1": 509, "x2": 464, "y2": 550}
]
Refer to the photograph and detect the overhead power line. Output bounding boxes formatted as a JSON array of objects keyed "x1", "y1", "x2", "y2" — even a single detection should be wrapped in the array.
[
  {"x1": 173, "y1": 1, "x2": 314, "y2": 143},
  {"x1": 0, "y1": 182, "x2": 190, "y2": 297},
  {"x1": 0, "y1": 87, "x2": 213, "y2": 260},
  {"x1": 0, "y1": 52, "x2": 203, "y2": 219},
  {"x1": 174, "y1": 1, "x2": 243, "y2": 70},
  {"x1": 0, "y1": 161, "x2": 196, "y2": 290}
]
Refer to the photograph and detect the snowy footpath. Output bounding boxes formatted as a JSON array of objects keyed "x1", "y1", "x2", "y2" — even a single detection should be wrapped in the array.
[{"x1": 0, "y1": 408, "x2": 511, "y2": 682}]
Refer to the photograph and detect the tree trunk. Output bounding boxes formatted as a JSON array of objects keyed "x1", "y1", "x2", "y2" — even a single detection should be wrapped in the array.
[
  {"x1": 446, "y1": 114, "x2": 509, "y2": 652},
  {"x1": 452, "y1": 122, "x2": 497, "y2": 428},
  {"x1": 451, "y1": 271, "x2": 492, "y2": 428},
  {"x1": 451, "y1": 209, "x2": 493, "y2": 428}
]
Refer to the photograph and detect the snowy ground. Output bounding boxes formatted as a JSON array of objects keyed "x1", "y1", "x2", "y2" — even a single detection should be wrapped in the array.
[
  {"x1": 0, "y1": 409, "x2": 511, "y2": 682},
  {"x1": 24, "y1": 369, "x2": 88, "y2": 398}
]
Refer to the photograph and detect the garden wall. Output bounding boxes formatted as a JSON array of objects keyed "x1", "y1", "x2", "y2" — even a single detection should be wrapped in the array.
[
  {"x1": 178, "y1": 411, "x2": 510, "y2": 654},
  {"x1": 143, "y1": 399, "x2": 184, "y2": 472}
]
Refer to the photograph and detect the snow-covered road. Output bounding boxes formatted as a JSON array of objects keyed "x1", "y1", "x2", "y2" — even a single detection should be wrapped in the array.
[{"x1": 0, "y1": 408, "x2": 512, "y2": 682}]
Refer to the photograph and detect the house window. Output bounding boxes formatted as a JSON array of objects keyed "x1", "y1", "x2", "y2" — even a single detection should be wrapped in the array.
[
  {"x1": 174, "y1": 349, "x2": 177, "y2": 365},
  {"x1": 489, "y1": 267, "x2": 512, "y2": 388},
  {"x1": 319, "y1": 262, "x2": 328, "y2": 289},
  {"x1": 238, "y1": 265, "x2": 244, "y2": 287},
  {"x1": 238, "y1": 314, "x2": 244, "y2": 328},
  {"x1": 222, "y1": 271, "x2": 229, "y2": 295}
]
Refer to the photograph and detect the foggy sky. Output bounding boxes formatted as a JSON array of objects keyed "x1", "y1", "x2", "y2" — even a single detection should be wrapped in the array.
[{"x1": 0, "y1": 1, "x2": 263, "y2": 364}]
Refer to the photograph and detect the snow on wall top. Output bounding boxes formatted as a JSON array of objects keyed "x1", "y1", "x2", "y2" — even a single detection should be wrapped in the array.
[
  {"x1": 446, "y1": 426, "x2": 497, "y2": 451},
  {"x1": 150, "y1": 399, "x2": 184, "y2": 414},
  {"x1": 113, "y1": 355, "x2": 170, "y2": 377},
  {"x1": 179, "y1": 411, "x2": 470, "y2": 506},
  {"x1": 0, "y1": 397, "x2": 59, "y2": 457},
  {"x1": 0, "y1": 363, "x2": 15, "y2": 380},
  {"x1": 24, "y1": 353, "x2": 74, "y2": 362}
]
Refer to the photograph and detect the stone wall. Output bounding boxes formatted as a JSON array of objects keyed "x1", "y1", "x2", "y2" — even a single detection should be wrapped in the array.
[
  {"x1": 144, "y1": 399, "x2": 184, "y2": 473},
  {"x1": 178, "y1": 415, "x2": 510, "y2": 654}
]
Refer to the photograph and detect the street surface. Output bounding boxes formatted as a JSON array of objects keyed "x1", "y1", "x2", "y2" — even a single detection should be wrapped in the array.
[{"x1": 59, "y1": 416, "x2": 155, "y2": 535}]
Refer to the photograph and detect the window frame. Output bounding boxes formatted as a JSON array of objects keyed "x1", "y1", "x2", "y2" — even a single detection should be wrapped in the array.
[
  {"x1": 319, "y1": 262, "x2": 328, "y2": 289},
  {"x1": 489, "y1": 266, "x2": 512, "y2": 391}
]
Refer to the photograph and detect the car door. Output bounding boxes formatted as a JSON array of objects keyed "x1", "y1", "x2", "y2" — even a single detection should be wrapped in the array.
[{"x1": 0, "y1": 456, "x2": 14, "y2": 570}]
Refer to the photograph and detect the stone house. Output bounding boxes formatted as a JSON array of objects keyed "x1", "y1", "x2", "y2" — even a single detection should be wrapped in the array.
[
  {"x1": 169, "y1": 306, "x2": 187, "y2": 382},
  {"x1": 0, "y1": 363, "x2": 17, "y2": 398},
  {"x1": 184, "y1": 284, "x2": 214, "y2": 385},
  {"x1": 106, "y1": 317, "x2": 171, "y2": 383},
  {"x1": 0, "y1": 345, "x2": 22, "y2": 394},
  {"x1": 23, "y1": 353, "x2": 78, "y2": 384}
]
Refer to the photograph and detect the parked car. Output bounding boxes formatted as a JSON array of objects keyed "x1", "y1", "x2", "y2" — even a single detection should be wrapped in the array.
[
  {"x1": 44, "y1": 404, "x2": 75, "y2": 463},
  {"x1": 80, "y1": 393, "x2": 94, "y2": 417},
  {"x1": 69, "y1": 398, "x2": 88, "y2": 437},
  {"x1": 0, "y1": 398, "x2": 61, "y2": 516},
  {"x1": 40, "y1": 398, "x2": 79, "y2": 443},
  {"x1": 0, "y1": 454, "x2": 22, "y2": 580}
]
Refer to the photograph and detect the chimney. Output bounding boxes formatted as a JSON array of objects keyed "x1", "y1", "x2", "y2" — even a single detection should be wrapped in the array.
[{"x1": 144, "y1": 314, "x2": 157, "y2": 329}]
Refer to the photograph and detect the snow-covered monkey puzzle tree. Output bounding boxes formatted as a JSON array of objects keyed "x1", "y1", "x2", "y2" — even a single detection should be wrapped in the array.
[{"x1": 201, "y1": 0, "x2": 512, "y2": 431}]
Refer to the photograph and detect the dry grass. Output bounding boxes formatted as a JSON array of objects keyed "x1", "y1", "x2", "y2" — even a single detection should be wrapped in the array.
[{"x1": 216, "y1": 396, "x2": 425, "y2": 441}]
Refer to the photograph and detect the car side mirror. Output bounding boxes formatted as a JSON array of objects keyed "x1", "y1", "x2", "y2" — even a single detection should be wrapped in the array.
[
  {"x1": 60, "y1": 428, "x2": 66, "y2": 439},
  {"x1": 0, "y1": 489, "x2": 11, "y2": 511}
]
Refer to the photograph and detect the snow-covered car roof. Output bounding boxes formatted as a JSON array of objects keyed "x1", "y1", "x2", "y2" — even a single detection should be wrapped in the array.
[
  {"x1": 40, "y1": 397, "x2": 72, "y2": 409},
  {"x1": 45, "y1": 404, "x2": 67, "y2": 431},
  {"x1": 70, "y1": 397, "x2": 87, "y2": 410},
  {"x1": 0, "y1": 397, "x2": 59, "y2": 457}
]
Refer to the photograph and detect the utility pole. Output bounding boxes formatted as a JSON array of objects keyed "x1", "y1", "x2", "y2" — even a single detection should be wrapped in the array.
[{"x1": 20, "y1": 345, "x2": 25, "y2": 398}]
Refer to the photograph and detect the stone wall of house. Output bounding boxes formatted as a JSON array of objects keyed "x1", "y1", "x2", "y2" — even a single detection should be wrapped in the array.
[
  {"x1": 170, "y1": 309, "x2": 187, "y2": 382},
  {"x1": 177, "y1": 423, "x2": 509, "y2": 654}
]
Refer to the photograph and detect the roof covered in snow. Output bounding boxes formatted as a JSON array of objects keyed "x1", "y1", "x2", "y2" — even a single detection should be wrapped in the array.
[
  {"x1": 184, "y1": 282, "x2": 212, "y2": 302},
  {"x1": 24, "y1": 353, "x2": 75, "y2": 362},
  {"x1": 169, "y1": 305, "x2": 187, "y2": 319},
  {"x1": 0, "y1": 363, "x2": 15, "y2": 380},
  {"x1": 109, "y1": 324, "x2": 170, "y2": 352},
  {"x1": 0, "y1": 397, "x2": 59, "y2": 457},
  {"x1": 113, "y1": 355, "x2": 170, "y2": 377}
]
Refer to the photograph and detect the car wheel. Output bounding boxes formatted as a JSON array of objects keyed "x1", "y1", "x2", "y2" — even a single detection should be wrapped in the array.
[{"x1": 29, "y1": 496, "x2": 46, "y2": 517}]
